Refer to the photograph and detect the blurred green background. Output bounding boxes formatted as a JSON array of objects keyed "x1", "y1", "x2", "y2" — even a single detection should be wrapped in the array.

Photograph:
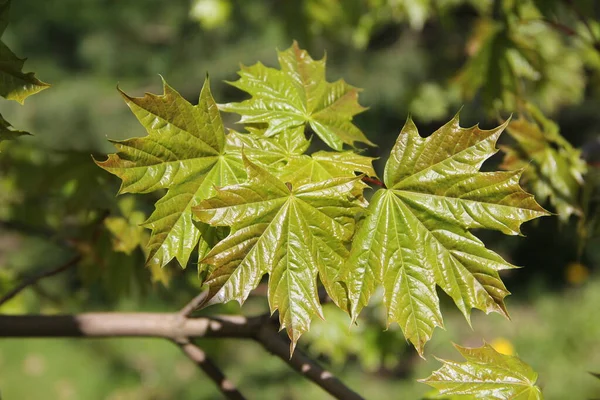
[{"x1": 0, "y1": 0, "x2": 600, "y2": 399}]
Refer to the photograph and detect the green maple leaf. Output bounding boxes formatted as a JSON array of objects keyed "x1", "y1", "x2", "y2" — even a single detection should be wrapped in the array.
[
  {"x1": 227, "y1": 127, "x2": 376, "y2": 186},
  {"x1": 193, "y1": 157, "x2": 364, "y2": 350},
  {"x1": 500, "y1": 105, "x2": 586, "y2": 222},
  {"x1": 226, "y1": 127, "x2": 310, "y2": 172},
  {"x1": 96, "y1": 78, "x2": 246, "y2": 269},
  {"x1": 420, "y1": 343, "x2": 543, "y2": 399},
  {"x1": 337, "y1": 115, "x2": 548, "y2": 356},
  {"x1": 220, "y1": 41, "x2": 374, "y2": 151},
  {"x1": 0, "y1": 0, "x2": 49, "y2": 104},
  {"x1": 280, "y1": 149, "x2": 376, "y2": 186}
]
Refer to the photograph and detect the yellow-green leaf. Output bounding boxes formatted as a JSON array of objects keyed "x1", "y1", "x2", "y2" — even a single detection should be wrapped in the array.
[
  {"x1": 420, "y1": 343, "x2": 543, "y2": 399},
  {"x1": 220, "y1": 41, "x2": 374, "y2": 151},
  {"x1": 193, "y1": 157, "x2": 364, "y2": 350},
  {"x1": 227, "y1": 127, "x2": 376, "y2": 186},
  {"x1": 337, "y1": 115, "x2": 548, "y2": 356},
  {"x1": 96, "y1": 78, "x2": 245, "y2": 269}
]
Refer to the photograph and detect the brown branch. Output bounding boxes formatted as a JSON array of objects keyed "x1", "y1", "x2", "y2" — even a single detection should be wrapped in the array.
[
  {"x1": 0, "y1": 312, "x2": 364, "y2": 400},
  {"x1": 175, "y1": 340, "x2": 247, "y2": 400},
  {"x1": 0, "y1": 255, "x2": 82, "y2": 307},
  {"x1": 0, "y1": 313, "x2": 260, "y2": 340},
  {"x1": 362, "y1": 176, "x2": 386, "y2": 188},
  {"x1": 255, "y1": 323, "x2": 365, "y2": 400}
]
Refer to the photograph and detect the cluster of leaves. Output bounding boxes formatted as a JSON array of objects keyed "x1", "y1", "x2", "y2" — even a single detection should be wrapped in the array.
[
  {"x1": 269, "y1": 0, "x2": 597, "y2": 224},
  {"x1": 98, "y1": 42, "x2": 547, "y2": 397},
  {"x1": 455, "y1": 0, "x2": 598, "y2": 224},
  {"x1": 292, "y1": 0, "x2": 489, "y2": 49}
]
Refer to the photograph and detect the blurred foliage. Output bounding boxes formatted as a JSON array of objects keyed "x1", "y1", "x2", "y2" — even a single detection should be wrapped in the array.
[
  {"x1": 0, "y1": 0, "x2": 599, "y2": 398},
  {"x1": 501, "y1": 103, "x2": 587, "y2": 221}
]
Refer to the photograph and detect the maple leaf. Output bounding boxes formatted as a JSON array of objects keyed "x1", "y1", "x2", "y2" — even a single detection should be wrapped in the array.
[
  {"x1": 219, "y1": 41, "x2": 374, "y2": 151},
  {"x1": 336, "y1": 115, "x2": 548, "y2": 356},
  {"x1": 500, "y1": 105, "x2": 586, "y2": 222},
  {"x1": 0, "y1": 1, "x2": 49, "y2": 104},
  {"x1": 227, "y1": 127, "x2": 376, "y2": 186},
  {"x1": 193, "y1": 156, "x2": 364, "y2": 350},
  {"x1": 420, "y1": 343, "x2": 543, "y2": 399},
  {"x1": 96, "y1": 77, "x2": 246, "y2": 269}
]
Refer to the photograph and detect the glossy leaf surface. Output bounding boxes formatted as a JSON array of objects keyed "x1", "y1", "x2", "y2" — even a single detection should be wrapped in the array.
[
  {"x1": 193, "y1": 157, "x2": 364, "y2": 349},
  {"x1": 420, "y1": 343, "x2": 543, "y2": 399},
  {"x1": 220, "y1": 41, "x2": 374, "y2": 150},
  {"x1": 96, "y1": 78, "x2": 245, "y2": 269},
  {"x1": 227, "y1": 127, "x2": 376, "y2": 185},
  {"x1": 337, "y1": 115, "x2": 548, "y2": 355}
]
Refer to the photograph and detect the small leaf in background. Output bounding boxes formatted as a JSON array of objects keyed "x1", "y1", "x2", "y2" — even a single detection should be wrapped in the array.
[
  {"x1": 0, "y1": 1, "x2": 49, "y2": 104},
  {"x1": 220, "y1": 41, "x2": 374, "y2": 150},
  {"x1": 96, "y1": 78, "x2": 246, "y2": 270},
  {"x1": 0, "y1": 113, "x2": 28, "y2": 143},
  {"x1": 193, "y1": 157, "x2": 365, "y2": 350},
  {"x1": 501, "y1": 104, "x2": 587, "y2": 222},
  {"x1": 337, "y1": 115, "x2": 548, "y2": 356},
  {"x1": 420, "y1": 343, "x2": 543, "y2": 399},
  {"x1": 104, "y1": 196, "x2": 148, "y2": 255}
]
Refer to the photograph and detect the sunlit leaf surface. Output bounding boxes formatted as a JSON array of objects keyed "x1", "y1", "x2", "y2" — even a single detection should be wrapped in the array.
[
  {"x1": 220, "y1": 41, "x2": 374, "y2": 150},
  {"x1": 420, "y1": 343, "x2": 543, "y2": 399},
  {"x1": 96, "y1": 78, "x2": 246, "y2": 269},
  {"x1": 193, "y1": 157, "x2": 364, "y2": 350},
  {"x1": 337, "y1": 115, "x2": 548, "y2": 355}
]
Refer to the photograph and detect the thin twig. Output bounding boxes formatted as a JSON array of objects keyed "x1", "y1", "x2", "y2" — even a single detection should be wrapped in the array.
[
  {"x1": 179, "y1": 290, "x2": 209, "y2": 317},
  {"x1": 0, "y1": 255, "x2": 82, "y2": 307},
  {"x1": 362, "y1": 176, "x2": 386, "y2": 188},
  {"x1": 175, "y1": 339, "x2": 247, "y2": 400},
  {"x1": 542, "y1": 19, "x2": 578, "y2": 36},
  {"x1": 566, "y1": 0, "x2": 598, "y2": 42}
]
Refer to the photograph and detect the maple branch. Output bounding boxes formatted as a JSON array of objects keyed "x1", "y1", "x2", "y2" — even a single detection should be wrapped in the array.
[
  {"x1": 0, "y1": 210, "x2": 108, "y2": 308},
  {"x1": 0, "y1": 254, "x2": 82, "y2": 307},
  {"x1": 179, "y1": 290, "x2": 209, "y2": 317},
  {"x1": 255, "y1": 323, "x2": 365, "y2": 400},
  {"x1": 175, "y1": 339, "x2": 247, "y2": 400},
  {"x1": 0, "y1": 312, "x2": 364, "y2": 400},
  {"x1": 0, "y1": 313, "x2": 260, "y2": 339},
  {"x1": 362, "y1": 176, "x2": 386, "y2": 188}
]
